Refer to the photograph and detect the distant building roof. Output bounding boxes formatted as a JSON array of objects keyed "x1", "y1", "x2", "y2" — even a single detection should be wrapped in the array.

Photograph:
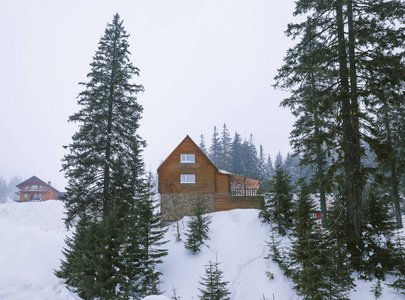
[{"x1": 16, "y1": 175, "x2": 60, "y2": 193}]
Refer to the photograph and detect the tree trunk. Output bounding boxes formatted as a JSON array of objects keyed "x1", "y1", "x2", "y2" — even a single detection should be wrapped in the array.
[{"x1": 336, "y1": 0, "x2": 362, "y2": 245}]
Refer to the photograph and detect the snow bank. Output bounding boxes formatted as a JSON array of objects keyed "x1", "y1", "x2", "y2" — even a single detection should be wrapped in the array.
[
  {"x1": 0, "y1": 200, "x2": 79, "y2": 300},
  {"x1": 159, "y1": 209, "x2": 298, "y2": 300},
  {"x1": 0, "y1": 200, "x2": 404, "y2": 299}
]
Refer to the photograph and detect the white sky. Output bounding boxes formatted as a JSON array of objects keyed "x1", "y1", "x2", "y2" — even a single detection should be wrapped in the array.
[{"x1": 0, "y1": 0, "x2": 297, "y2": 191}]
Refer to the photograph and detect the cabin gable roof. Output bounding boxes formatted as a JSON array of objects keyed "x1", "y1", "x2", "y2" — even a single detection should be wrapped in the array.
[{"x1": 157, "y1": 135, "x2": 219, "y2": 173}]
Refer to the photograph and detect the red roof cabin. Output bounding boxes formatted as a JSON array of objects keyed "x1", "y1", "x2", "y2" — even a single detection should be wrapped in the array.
[
  {"x1": 16, "y1": 175, "x2": 60, "y2": 202},
  {"x1": 157, "y1": 135, "x2": 263, "y2": 221}
]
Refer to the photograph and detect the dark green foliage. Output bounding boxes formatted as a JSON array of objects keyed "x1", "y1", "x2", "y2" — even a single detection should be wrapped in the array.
[
  {"x1": 264, "y1": 160, "x2": 294, "y2": 236},
  {"x1": 56, "y1": 211, "x2": 127, "y2": 299},
  {"x1": 388, "y1": 230, "x2": 405, "y2": 294},
  {"x1": 61, "y1": 13, "x2": 145, "y2": 227},
  {"x1": 274, "y1": 0, "x2": 405, "y2": 253},
  {"x1": 199, "y1": 259, "x2": 230, "y2": 300},
  {"x1": 56, "y1": 14, "x2": 167, "y2": 299},
  {"x1": 361, "y1": 182, "x2": 395, "y2": 281},
  {"x1": 126, "y1": 172, "x2": 168, "y2": 297},
  {"x1": 285, "y1": 182, "x2": 354, "y2": 299},
  {"x1": 184, "y1": 198, "x2": 212, "y2": 254},
  {"x1": 288, "y1": 182, "x2": 325, "y2": 299}
]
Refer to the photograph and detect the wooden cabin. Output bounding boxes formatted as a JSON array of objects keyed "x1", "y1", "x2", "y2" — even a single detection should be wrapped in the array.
[
  {"x1": 16, "y1": 175, "x2": 60, "y2": 202},
  {"x1": 158, "y1": 135, "x2": 263, "y2": 221}
]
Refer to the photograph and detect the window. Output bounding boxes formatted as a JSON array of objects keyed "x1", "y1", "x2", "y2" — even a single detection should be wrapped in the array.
[
  {"x1": 32, "y1": 185, "x2": 38, "y2": 190},
  {"x1": 39, "y1": 185, "x2": 43, "y2": 189},
  {"x1": 309, "y1": 213, "x2": 317, "y2": 219},
  {"x1": 181, "y1": 174, "x2": 195, "y2": 183},
  {"x1": 181, "y1": 154, "x2": 195, "y2": 163},
  {"x1": 24, "y1": 194, "x2": 28, "y2": 199}
]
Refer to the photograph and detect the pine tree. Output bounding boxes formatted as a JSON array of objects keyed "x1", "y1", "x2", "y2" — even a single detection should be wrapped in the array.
[
  {"x1": 209, "y1": 126, "x2": 222, "y2": 167},
  {"x1": 184, "y1": 198, "x2": 212, "y2": 254},
  {"x1": 288, "y1": 181, "x2": 325, "y2": 299},
  {"x1": 361, "y1": 182, "x2": 395, "y2": 281},
  {"x1": 56, "y1": 14, "x2": 153, "y2": 299},
  {"x1": 265, "y1": 159, "x2": 294, "y2": 236},
  {"x1": 388, "y1": 229, "x2": 405, "y2": 294},
  {"x1": 133, "y1": 172, "x2": 168, "y2": 297},
  {"x1": 199, "y1": 259, "x2": 230, "y2": 300},
  {"x1": 274, "y1": 0, "x2": 405, "y2": 254},
  {"x1": 219, "y1": 124, "x2": 232, "y2": 171},
  {"x1": 287, "y1": 181, "x2": 354, "y2": 299},
  {"x1": 200, "y1": 134, "x2": 208, "y2": 156},
  {"x1": 230, "y1": 132, "x2": 243, "y2": 175}
]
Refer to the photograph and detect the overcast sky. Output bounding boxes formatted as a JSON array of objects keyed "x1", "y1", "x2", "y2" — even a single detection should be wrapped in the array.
[{"x1": 1, "y1": 0, "x2": 297, "y2": 191}]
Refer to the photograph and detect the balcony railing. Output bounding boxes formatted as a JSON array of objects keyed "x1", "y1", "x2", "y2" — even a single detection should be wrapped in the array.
[{"x1": 230, "y1": 188, "x2": 261, "y2": 197}]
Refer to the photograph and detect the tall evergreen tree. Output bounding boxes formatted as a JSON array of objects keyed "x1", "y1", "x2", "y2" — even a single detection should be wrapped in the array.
[
  {"x1": 275, "y1": 0, "x2": 405, "y2": 253},
  {"x1": 200, "y1": 134, "x2": 208, "y2": 156},
  {"x1": 209, "y1": 126, "x2": 222, "y2": 167},
  {"x1": 219, "y1": 123, "x2": 232, "y2": 171},
  {"x1": 199, "y1": 259, "x2": 231, "y2": 300},
  {"x1": 56, "y1": 14, "x2": 167, "y2": 299},
  {"x1": 230, "y1": 132, "x2": 243, "y2": 175},
  {"x1": 61, "y1": 13, "x2": 145, "y2": 226}
]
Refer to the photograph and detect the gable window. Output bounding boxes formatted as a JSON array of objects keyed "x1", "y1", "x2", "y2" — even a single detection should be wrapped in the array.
[
  {"x1": 32, "y1": 185, "x2": 38, "y2": 190},
  {"x1": 181, "y1": 174, "x2": 195, "y2": 183},
  {"x1": 181, "y1": 154, "x2": 195, "y2": 163}
]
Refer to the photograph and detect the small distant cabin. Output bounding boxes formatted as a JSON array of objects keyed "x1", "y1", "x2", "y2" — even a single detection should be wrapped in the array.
[
  {"x1": 310, "y1": 194, "x2": 334, "y2": 226},
  {"x1": 16, "y1": 175, "x2": 60, "y2": 202},
  {"x1": 157, "y1": 135, "x2": 263, "y2": 222}
]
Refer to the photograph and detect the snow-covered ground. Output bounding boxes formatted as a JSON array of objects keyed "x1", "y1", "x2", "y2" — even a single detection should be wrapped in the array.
[{"x1": 0, "y1": 200, "x2": 404, "y2": 299}]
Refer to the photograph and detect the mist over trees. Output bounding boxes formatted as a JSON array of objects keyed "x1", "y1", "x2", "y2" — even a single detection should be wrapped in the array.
[{"x1": 0, "y1": 176, "x2": 22, "y2": 202}]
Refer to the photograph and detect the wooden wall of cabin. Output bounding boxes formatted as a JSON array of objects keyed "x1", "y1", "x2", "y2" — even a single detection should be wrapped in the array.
[{"x1": 158, "y1": 138, "x2": 219, "y2": 194}]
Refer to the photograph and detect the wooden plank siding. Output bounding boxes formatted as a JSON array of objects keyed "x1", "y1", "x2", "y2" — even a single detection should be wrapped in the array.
[{"x1": 158, "y1": 135, "x2": 263, "y2": 221}]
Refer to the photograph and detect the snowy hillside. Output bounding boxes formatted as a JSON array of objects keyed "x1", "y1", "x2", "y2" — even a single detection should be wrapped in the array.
[{"x1": 0, "y1": 200, "x2": 404, "y2": 299}]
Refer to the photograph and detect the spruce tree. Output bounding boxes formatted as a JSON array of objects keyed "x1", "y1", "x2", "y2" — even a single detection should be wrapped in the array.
[
  {"x1": 199, "y1": 259, "x2": 230, "y2": 300},
  {"x1": 288, "y1": 182, "x2": 325, "y2": 299},
  {"x1": 230, "y1": 132, "x2": 243, "y2": 175},
  {"x1": 200, "y1": 134, "x2": 208, "y2": 156},
  {"x1": 132, "y1": 172, "x2": 168, "y2": 297},
  {"x1": 274, "y1": 0, "x2": 405, "y2": 254},
  {"x1": 184, "y1": 198, "x2": 212, "y2": 254},
  {"x1": 220, "y1": 124, "x2": 232, "y2": 171},
  {"x1": 265, "y1": 159, "x2": 294, "y2": 236},
  {"x1": 209, "y1": 126, "x2": 222, "y2": 167},
  {"x1": 388, "y1": 229, "x2": 405, "y2": 294},
  {"x1": 56, "y1": 14, "x2": 161, "y2": 299},
  {"x1": 361, "y1": 182, "x2": 395, "y2": 281}
]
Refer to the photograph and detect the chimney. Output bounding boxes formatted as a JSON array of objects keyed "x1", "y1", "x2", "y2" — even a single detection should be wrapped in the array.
[{"x1": 48, "y1": 181, "x2": 52, "y2": 186}]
